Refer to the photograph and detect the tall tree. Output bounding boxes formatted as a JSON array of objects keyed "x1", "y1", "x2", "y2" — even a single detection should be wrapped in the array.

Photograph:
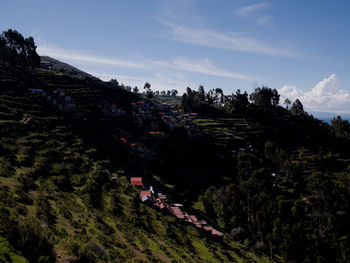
[
  {"x1": 284, "y1": 98, "x2": 291, "y2": 109},
  {"x1": 144, "y1": 82, "x2": 151, "y2": 91},
  {"x1": 290, "y1": 99, "x2": 304, "y2": 115},
  {"x1": 0, "y1": 29, "x2": 40, "y2": 68},
  {"x1": 133, "y1": 86, "x2": 139, "y2": 94},
  {"x1": 249, "y1": 86, "x2": 279, "y2": 108}
]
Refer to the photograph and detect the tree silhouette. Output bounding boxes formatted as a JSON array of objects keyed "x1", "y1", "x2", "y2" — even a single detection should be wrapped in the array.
[
  {"x1": 290, "y1": 99, "x2": 304, "y2": 115},
  {"x1": 249, "y1": 86, "x2": 279, "y2": 108},
  {"x1": 0, "y1": 29, "x2": 40, "y2": 68},
  {"x1": 133, "y1": 86, "x2": 139, "y2": 94},
  {"x1": 284, "y1": 98, "x2": 291, "y2": 109},
  {"x1": 144, "y1": 82, "x2": 151, "y2": 91}
]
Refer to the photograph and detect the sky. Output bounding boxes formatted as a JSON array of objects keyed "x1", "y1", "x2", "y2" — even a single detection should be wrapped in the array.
[{"x1": 1, "y1": 0, "x2": 350, "y2": 114}]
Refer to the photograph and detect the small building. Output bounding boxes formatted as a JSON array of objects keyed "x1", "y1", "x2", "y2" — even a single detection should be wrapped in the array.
[
  {"x1": 203, "y1": 226, "x2": 213, "y2": 232},
  {"x1": 29, "y1": 88, "x2": 43, "y2": 94},
  {"x1": 130, "y1": 177, "x2": 143, "y2": 186},
  {"x1": 140, "y1": 191, "x2": 152, "y2": 198},
  {"x1": 141, "y1": 195, "x2": 150, "y2": 202}
]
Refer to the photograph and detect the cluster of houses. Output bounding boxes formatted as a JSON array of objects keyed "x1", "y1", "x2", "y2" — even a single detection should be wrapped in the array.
[
  {"x1": 114, "y1": 135, "x2": 152, "y2": 159},
  {"x1": 98, "y1": 100, "x2": 125, "y2": 116},
  {"x1": 29, "y1": 88, "x2": 77, "y2": 111},
  {"x1": 131, "y1": 100, "x2": 201, "y2": 138},
  {"x1": 130, "y1": 176, "x2": 224, "y2": 239}
]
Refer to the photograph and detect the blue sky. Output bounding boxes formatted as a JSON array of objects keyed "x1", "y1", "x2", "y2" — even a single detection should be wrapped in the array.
[{"x1": 1, "y1": 0, "x2": 350, "y2": 114}]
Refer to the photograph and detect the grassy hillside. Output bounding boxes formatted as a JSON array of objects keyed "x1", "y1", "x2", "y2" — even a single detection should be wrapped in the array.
[
  {"x1": 0, "y1": 61, "x2": 269, "y2": 262},
  {"x1": 150, "y1": 107, "x2": 350, "y2": 262},
  {"x1": 40, "y1": 56, "x2": 93, "y2": 79}
]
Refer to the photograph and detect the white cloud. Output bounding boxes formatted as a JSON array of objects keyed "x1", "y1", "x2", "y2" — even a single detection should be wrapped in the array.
[
  {"x1": 38, "y1": 45, "x2": 145, "y2": 69},
  {"x1": 37, "y1": 43, "x2": 251, "y2": 81},
  {"x1": 171, "y1": 58, "x2": 251, "y2": 80},
  {"x1": 279, "y1": 74, "x2": 350, "y2": 114},
  {"x1": 234, "y1": 2, "x2": 268, "y2": 17},
  {"x1": 234, "y1": 2, "x2": 273, "y2": 27},
  {"x1": 158, "y1": 19, "x2": 293, "y2": 57}
]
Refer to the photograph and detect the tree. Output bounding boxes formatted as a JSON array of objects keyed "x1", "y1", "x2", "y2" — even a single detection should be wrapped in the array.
[
  {"x1": 0, "y1": 29, "x2": 40, "y2": 68},
  {"x1": 110, "y1": 79, "x2": 119, "y2": 85},
  {"x1": 290, "y1": 99, "x2": 304, "y2": 115},
  {"x1": 171, "y1": 89, "x2": 178, "y2": 97},
  {"x1": 272, "y1": 89, "x2": 280, "y2": 106},
  {"x1": 249, "y1": 86, "x2": 279, "y2": 108},
  {"x1": 229, "y1": 89, "x2": 249, "y2": 113},
  {"x1": 284, "y1": 98, "x2": 291, "y2": 109},
  {"x1": 198, "y1": 85, "x2": 205, "y2": 101},
  {"x1": 133, "y1": 86, "x2": 139, "y2": 94},
  {"x1": 144, "y1": 82, "x2": 151, "y2": 91},
  {"x1": 143, "y1": 82, "x2": 153, "y2": 99},
  {"x1": 331, "y1": 116, "x2": 350, "y2": 137}
]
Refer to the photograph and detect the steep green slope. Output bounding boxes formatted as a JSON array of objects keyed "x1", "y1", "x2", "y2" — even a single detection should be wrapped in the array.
[
  {"x1": 0, "y1": 236, "x2": 28, "y2": 263},
  {"x1": 0, "y1": 62, "x2": 269, "y2": 262},
  {"x1": 152, "y1": 109, "x2": 350, "y2": 262}
]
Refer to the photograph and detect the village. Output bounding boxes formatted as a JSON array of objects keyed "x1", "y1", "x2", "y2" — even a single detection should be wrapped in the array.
[
  {"x1": 28, "y1": 86, "x2": 225, "y2": 240},
  {"x1": 29, "y1": 88, "x2": 77, "y2": 112},
  {"x1": 130, "y1": 176, "x2": 224, "y2": 239}
]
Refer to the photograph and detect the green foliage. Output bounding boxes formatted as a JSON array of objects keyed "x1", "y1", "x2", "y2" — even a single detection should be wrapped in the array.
[
  {"x1": 0, "y1": 157, "x2": 14, "y2": 177},
  {"x1": 0, "y1": 29, "x2": 40, "y2": 68},
  {"x1": 290, "y1": 99, "x2": 304, "y2": 115},
  {"x1": 249, "y1": 86, "x2": 280, "y2": 107},
  {"x1": 0, "y1": 207, "x2": 55, "y2": 262},
  {"x1": 0, "y1": 236, "x2": 28, "y2": 263},
  {"x1": 331, "y1": 116, "x2": 350, "y2": 137},
  {"x1": 35, "y1": 194, "x2": 56, "y2": 226}
]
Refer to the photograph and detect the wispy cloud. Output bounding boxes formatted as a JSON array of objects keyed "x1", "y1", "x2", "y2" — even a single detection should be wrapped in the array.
[
  {"x1": 38, "y1": 45, "x2": 145, "y2": 69},
  {"x1": 37, "y1": 43, "x2": 251, "y2": 81},
  {"x1": 234, "y1": 2, "x2": 268, "y2": 17},
  {"x1": 234, "y1": 2, "x2": 273, "y2": 27},
  {"x1": 279, "y1": 74, "x2": 350, "y2": 114},
  {"x1": 158, "y1": 19, "x2": 293, "y2": 57},
  {"x1": 172, "y1": 58, "x2": 251, "y2": 80}
]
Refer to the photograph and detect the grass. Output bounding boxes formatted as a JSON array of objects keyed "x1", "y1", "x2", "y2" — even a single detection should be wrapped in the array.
[
  {"x1": 0, "y1": 61, "x2": 272, "y2": 262},
  {"x1": 0, "y1": 236, "x2": 28, "y2": 263}
]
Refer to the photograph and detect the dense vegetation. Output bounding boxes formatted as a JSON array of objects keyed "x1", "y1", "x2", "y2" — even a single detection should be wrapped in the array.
[
  {"x1": 0, "y1": 30, "x2": 270, "y2": 262},
  {"x1": 1, "y1": 29, "x2": 350, "y2": 262},
  {"x1": 153, "y1": 87, "x2": 350, "y2": 262}
]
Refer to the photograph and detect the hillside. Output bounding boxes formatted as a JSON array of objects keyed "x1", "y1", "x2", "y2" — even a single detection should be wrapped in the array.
[
  {"x1": 40, "y1": 56, "x2": 94, "y2": 79},
  {"x1": 1, "y1": 28, "x2": 350, "y2": 262},
  {"x1": 148, "y1": 93, "x2": 350, "y2": 262},
  {"x1": 0, "y1": 60, "x2": 270, "y2": 262}
]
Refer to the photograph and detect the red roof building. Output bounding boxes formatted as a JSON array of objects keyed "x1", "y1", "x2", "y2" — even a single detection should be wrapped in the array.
[
  {"x1": 130, "y1": 177, "x2": 143, "y2": 186},
  {"x1": 140, "y1": 191, "x2": 152, "y2": 198},
  {"x1": 203, "y1": 226, "x2": 213, "y2": 232},
  {"x1": 189, "y1": 215, "x2": 198, "y2": 222}
]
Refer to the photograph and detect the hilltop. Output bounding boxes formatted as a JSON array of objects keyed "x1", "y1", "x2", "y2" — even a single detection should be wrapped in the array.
[{"x1": 40, "y1": 56, "x2": 94, "y2": 79}]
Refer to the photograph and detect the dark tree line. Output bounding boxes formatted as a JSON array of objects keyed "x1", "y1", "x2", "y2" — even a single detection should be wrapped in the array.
[
  {"x1": 0, "y1": 29, "x2": 40, "y2": 68},
  {"x1": 181, "y1": 85, "x2": 304, "y2": 115},
  {"x1": 198, "y1": 145, "x2": 350, "y2": 262}
]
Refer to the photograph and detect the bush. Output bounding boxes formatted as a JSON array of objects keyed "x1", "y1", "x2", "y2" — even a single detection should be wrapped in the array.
[{"x1": 0, "y1": 157, "x2": 14, "y2": 177}]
